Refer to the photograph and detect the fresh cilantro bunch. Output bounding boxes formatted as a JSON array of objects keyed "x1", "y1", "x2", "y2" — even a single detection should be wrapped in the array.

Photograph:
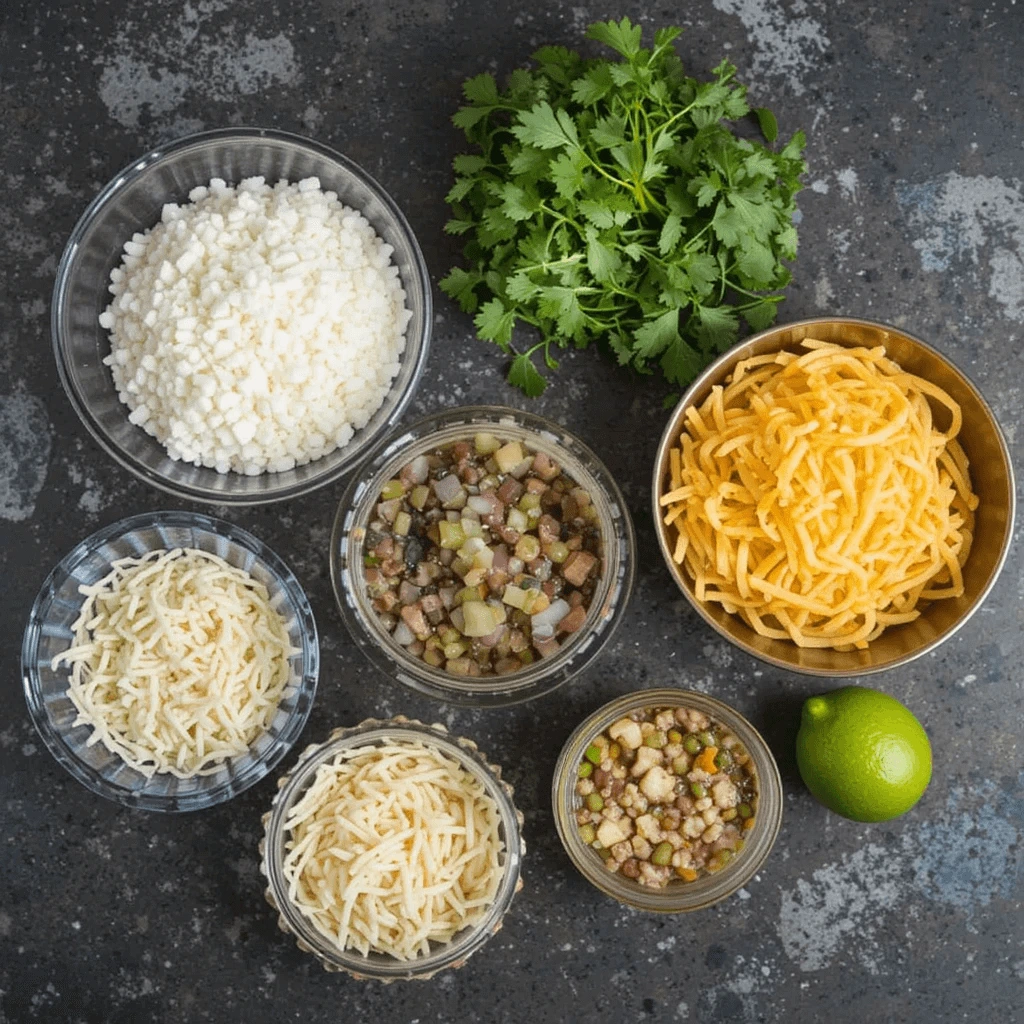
[{"x1": 439, "y1": 17, "x2": 807, "y2": 396}]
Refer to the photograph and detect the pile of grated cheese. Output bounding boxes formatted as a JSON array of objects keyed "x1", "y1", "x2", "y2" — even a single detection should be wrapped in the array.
[
  {"x1": 52, "y1": 547, "x2": 298, "y2": 778},
  {"x1": 99, "y1": 175, "x2": 411, "y2": 475},
  {"x1": 282, "y1": 740, "x2": 505, "y2": 961}
]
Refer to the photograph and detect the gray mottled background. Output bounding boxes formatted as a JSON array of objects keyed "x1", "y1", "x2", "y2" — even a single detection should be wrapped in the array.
[{"x1": 2, "y1": 1, "x2": 1022, "y2": 1022}]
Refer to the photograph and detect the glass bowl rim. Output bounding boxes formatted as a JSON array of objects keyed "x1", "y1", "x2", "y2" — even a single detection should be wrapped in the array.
[
  {"x1": 50, "y1": 125, "x2": 433, "y2": 506},
  {"x1": 21, "y1": 508, "x2": 320, "y2": 812},
  {"x1": 329, "y1": 404, "x2": 637, "y2": 707},
  {"x1": 259, "y1": 715, "x2": 526, "y2": 980},
  {"x1": 552, "y1": 686, "x2": 783, "y2": 912}
]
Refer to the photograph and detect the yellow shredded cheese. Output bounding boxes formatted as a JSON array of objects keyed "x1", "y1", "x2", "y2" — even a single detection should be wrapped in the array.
[
  {"x1": 281, "y1": 741, "x2": 505, "y2": 961},
  {"x1": 660, "y1": 339, "x2": 979, "y2": 650},
  {"x1": 52, "y1": 547, "x2": 297, "y2": 777}
]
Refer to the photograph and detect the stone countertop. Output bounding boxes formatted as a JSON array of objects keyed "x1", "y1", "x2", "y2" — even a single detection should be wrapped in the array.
[{"x1": 2, "y1": 1, "x2": 1021, "y2": 1022}]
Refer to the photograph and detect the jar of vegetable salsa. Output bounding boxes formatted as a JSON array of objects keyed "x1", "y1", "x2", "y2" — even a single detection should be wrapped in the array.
[{"x1": 552, "y1": 688, "x2": 782, "y2": 912}]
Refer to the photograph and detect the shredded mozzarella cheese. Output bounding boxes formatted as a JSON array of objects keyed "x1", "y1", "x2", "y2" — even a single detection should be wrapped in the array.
[
  {"x1": 281, "y1": 741, "x2": 504, "y2": 961},
  {"x1": 52, "y1": 547, "x2": 297, "y2": 778}
]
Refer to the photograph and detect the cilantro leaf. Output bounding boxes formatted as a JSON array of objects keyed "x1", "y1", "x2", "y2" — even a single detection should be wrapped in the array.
[
  {"x1": 474, "y1": 299, "x2": 516, "y2": 350},
  {"x1": 439, "y1": 267, "x2": 482, "y2": 313},
  {"x1": 549, "y1": 151, "x2": 586, "y2": 200},
  {"x1": 757, "y1": 105, "x2": 778, "y2": 143},
  {"x1": 658, "y1": 213, "x2": 683, "y2": 256},
  {"x1": 741, "y1": 298, "x2": 780, "y2": 331},
  {"x1": 586, "y1": 229, "x2": 622, "y2": 282},
  {"x1": 512, "y1": 102, "x2": 579, "y2": 150},
  {"x1": 586, "y1": 17, "x2": 643, "y2": 59},
  {"x1": 508, "y1": 353, "x2": 547, "y2": 396},
  {"x1": 634, "y1": 309, "x2": 681, "y2": 360},
  {"x1": 694, "y1": 305, "x2": 740, "y2": 353},
  {"x1": 661, "y1": 336, "x2": 704, "y2": 385},
  {"x1": 572, "y1": 64, "x2": 614, "y2": 106},
  {"x1": 463, "y1": 73, "x2": 500, "y2": 105}
]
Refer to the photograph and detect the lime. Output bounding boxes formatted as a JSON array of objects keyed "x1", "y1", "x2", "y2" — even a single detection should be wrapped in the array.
[{"x1": 795, "y1": 686, "x2": 932, "y2": 822}]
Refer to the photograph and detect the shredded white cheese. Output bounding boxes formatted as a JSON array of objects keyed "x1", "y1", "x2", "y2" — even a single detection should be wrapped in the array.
[
  {"x1": 52, "y1": 547, "x2": 298, "y2": 778},
  {"x1": 281, "y1": 740, "x2": 504, "y2": 961}
]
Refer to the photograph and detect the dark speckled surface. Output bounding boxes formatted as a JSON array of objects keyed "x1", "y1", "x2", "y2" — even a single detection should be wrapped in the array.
[{"x1": 2, "y1": 2, "x2": 1022, "y2": 1022}]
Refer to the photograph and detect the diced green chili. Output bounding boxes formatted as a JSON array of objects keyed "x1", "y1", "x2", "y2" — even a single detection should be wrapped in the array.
[{"x1": 652, "y1": 842, "x2": 674, "y2": 866}]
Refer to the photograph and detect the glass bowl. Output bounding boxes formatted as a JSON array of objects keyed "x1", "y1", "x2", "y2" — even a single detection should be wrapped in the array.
[
  {"x1": 21, "y1": 510, "x2": 319, "y2": 812},
  {"x1": 330, "y1": 406, "x2": 636, "y2": 706},
  {"x1": 653, "y1": 317, "x2": 1016, "y2": 676},
  {"x1": 552, "y1": 688, "x2": 783, "y2": 912},
  {"x1": 51, "y1": 126, "x2": 432, "y2": 505},
  {"x1": 259, "y1": 717, "x2": 525, "y2": 980}
]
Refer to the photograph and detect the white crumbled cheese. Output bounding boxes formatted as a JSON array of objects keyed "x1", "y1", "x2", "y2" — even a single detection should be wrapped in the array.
[{"x1": 99, "y1": 175, "x2": 411, "y2": 475}]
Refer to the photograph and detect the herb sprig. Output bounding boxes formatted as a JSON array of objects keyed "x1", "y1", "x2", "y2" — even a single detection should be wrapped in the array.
[{"x1": 439, "y1": 18, "x2": 807, "y2": 396}]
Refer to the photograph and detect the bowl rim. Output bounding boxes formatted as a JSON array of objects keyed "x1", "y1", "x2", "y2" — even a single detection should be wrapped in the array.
[
  {"x1": 21, "y1": 509, "x2": 320, "y2": 812},
  {"x1": 329, "y1": 404, "x2": 637, "y2": 707},
  {"x1": 259, "y1": 716, "x2": 526, "y2": 980},
  {"x1": 50, "y1": 125, "x2": 433, "y2": 506},
  {"x1": 551, "y1": 687, "x2": 783, "y2": 912},
  {"x1": 651, "y1": 315, "x2": 1017, "y2": 676}
]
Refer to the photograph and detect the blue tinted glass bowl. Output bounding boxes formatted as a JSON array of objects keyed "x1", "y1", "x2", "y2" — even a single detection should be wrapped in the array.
[{"x1": 21, "y1": 510, "x2": 319, "y2": 811}]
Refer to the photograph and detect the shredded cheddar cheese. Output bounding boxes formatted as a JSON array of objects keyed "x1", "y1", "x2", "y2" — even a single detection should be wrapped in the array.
[
  {"x1": 281, "y1": 741, "x2": 504, "y2": 961},
  {"x1": 52, "y1": 547, "x2": 297, "y2": 777},
  {"x1": 659, "y1": 339, "x2": 979, "y2": 650}
]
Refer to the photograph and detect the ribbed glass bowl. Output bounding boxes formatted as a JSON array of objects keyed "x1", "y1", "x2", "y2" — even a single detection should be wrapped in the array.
[
  {"x1": 552, "y1": 688, "x2": 782, "y2": 912},
  {"x1": 260, "y1": 717, "x2": 525, "y2": 981},
  {"x1": 21, "y1": 510, "x2": 319, "y2": 812},
  {"x1": 330, "y1": 406, "x2": 636, "y2": 706},
  {"x1": 51, "y1": 127, "x2": 432, "y2": 504}
]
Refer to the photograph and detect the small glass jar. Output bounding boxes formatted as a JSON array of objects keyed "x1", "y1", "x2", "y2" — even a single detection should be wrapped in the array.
[
  {"x1": 330, "y1": 406, "x2": 636, "y2": 706},
  {"x1": 552, "y1": 688, "x2": 782, "y2": 912},
  {"x1": 259, "y1": 717, "x2": 525, "y2": 980}
]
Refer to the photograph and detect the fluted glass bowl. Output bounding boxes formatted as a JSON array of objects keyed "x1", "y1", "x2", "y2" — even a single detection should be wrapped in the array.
[
  {"x1": 51, "y1": 127, "x2": 432, "y2": 504},
  {"x1": 260, "y1": 717, "x2": 525, "y2": 980},
  {"x1": 21, "y1": 510, "x2": 319, "y2": 811},
  {"x1": 330, "y1": 406, "x2": 636, "y2": 706}
]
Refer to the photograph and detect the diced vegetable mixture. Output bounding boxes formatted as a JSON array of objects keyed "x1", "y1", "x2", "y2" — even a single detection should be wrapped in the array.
[
  {"x1": 362, "y1": 432, "x2": 603, "y2": 677},
  {"x1": 575, "y1": 706, "x2": 758, "y2": 887}
]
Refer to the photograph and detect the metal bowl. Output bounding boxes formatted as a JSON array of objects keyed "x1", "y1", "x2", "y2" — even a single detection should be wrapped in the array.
[
  {"x1": 21, "y1": 510, "x2": 319, "y2": 811},
  {"x1": 652, "y1": 317, "x2": 1015, "y2": 676},
  {"x1": 51, "y1": 127, "x2": 432, "y2": 504}
]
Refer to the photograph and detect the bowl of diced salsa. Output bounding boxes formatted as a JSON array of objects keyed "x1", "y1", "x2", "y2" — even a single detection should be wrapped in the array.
[{"x1": 330, "y1": 406, "x2": 636, "y2": 706}]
